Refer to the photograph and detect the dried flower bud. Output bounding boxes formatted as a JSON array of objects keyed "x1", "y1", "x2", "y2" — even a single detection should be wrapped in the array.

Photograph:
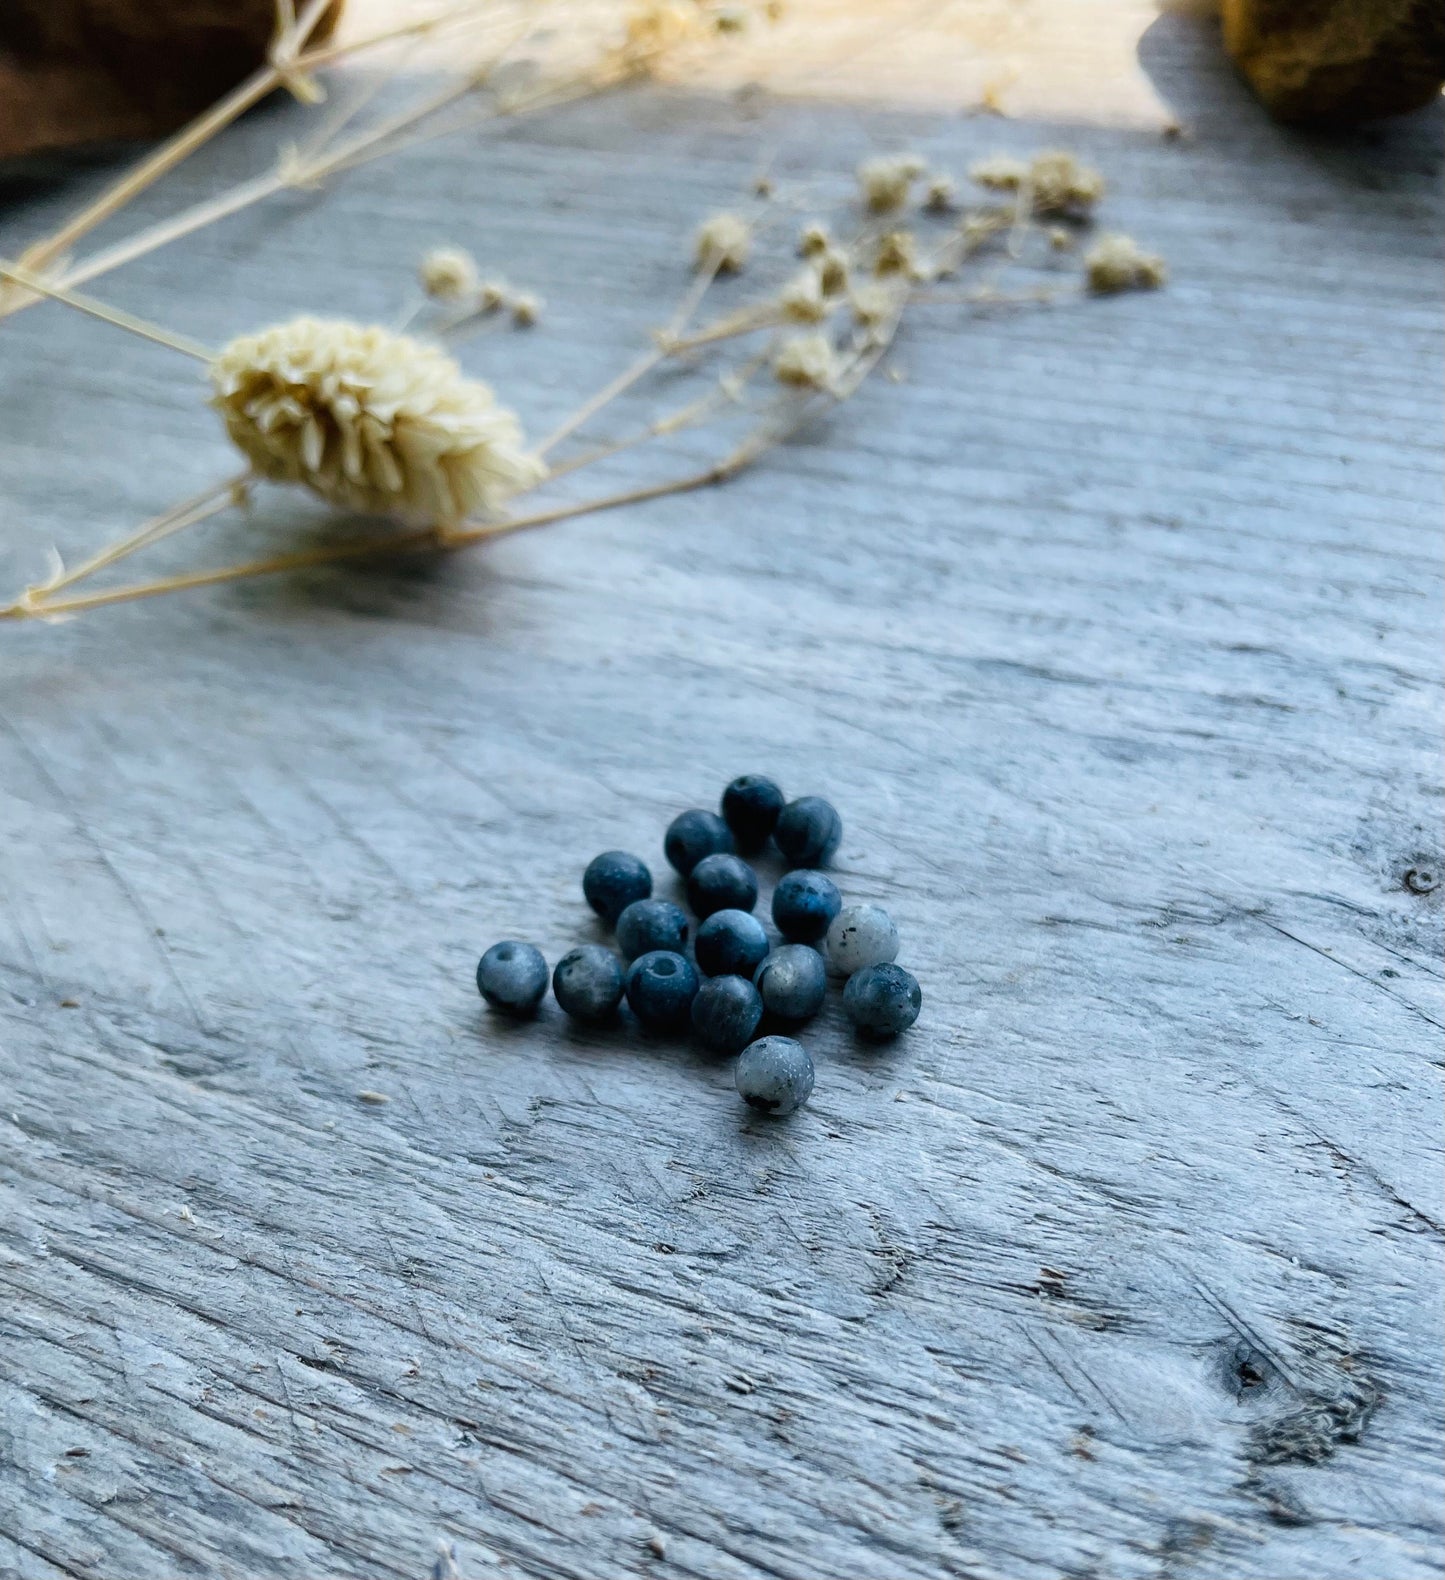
[
  {"x1": 1026, "y1": 150, "x2": 1104, "y2": 216},
  {"x1": 815, "y1": 246, "x2": 849, "y2": 296},
  {"x1": 419, "y1": 247, "x2": 479, "y2": 301},
  {"x1": 511, "y1": 292, "x2": 542, "y2": 327},
  {"x1": 874, "y1": 229, "x2": 922, "y2": 279},
  {"x1": 773, "y1": 332, "x2": 841, "y2": 392},
  {"x1": 695, "y1": 211, "x2": 751, "y2": 272},
  {"x1": 923, "y1": 175, "x2": 956, "y2": 213},
  {"x1": 479, "y1": 280, "x2": 508, "y2": 313},
  {"x1": 210, "y1": 318, "x2": 545, "y2": 525},
  {"x1": 1048, "y1": 226, "x2": 1075, "y2": 250},
  {"x1": 857, "y1": 154, "x2": 926, "y2": 214},
  {"x1": 779, "y1": 268, "x2": 831, "y2": 323},
  {"x1": 969, "y1": 154, "x2": 1029, "y2": 192},
  {"x1": 849, "y1": 282, "x2": 899, "y2": 331},
  {"x1": 1084, "y1": 233, "x2": 1166, "y2": 293},
  {"x1": 798, "y1": 222, "x2": 831, "y2": 258}
]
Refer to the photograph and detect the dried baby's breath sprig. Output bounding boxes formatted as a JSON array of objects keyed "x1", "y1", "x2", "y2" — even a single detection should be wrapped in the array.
[
  {"x1": 480, "y1": 280, "x2": 509, "y2": 313},
  {"x1": 420, "y1": 246, "x2": 480, "y2": 301},
  {"x1": 695, "y1": 212, "x2": 752, "y2": 273},
  {"x1": 211, "y1": 318, "x2": 545, "y2": 525},
  {"x1": 1049, "y1": 226, "x2": 1075, "y2": 251},
  {"x1": 970, "y1": 150, "x2": 1104, "y2": 218},
  {"x1": 798, "y1": 223, "x2": 831, "y2": 258},
  {"x1": 779, "y1": 268, "x2": 832, "y2": 323},
  {"x1": 858, "y1": 155, "x2": 926, "y2": 214},
  {"x1": 923, "y1": 176, "x2": 957, "y2": 214},
  {"x1": 874, "y1": 230, "x2": 924, "y2": 280},
  {"x1": 773, "y1": 333, "x2": 842, "y2": 393},
  {"x1": 815, "y1": 246, "x2": 850, "y2": 297},
  {"x1": 1084, "y1": 234, "x2": 1167, "y2": 293}
]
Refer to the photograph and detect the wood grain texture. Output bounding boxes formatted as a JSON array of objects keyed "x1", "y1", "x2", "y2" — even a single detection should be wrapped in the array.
[{"x1": 1, "y1": 17, "x2": 1442, "y2": 1579}]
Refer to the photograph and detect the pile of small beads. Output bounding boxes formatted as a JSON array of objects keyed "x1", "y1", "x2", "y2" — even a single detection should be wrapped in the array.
[{"x1": 475, "y1": 775, "x2": 922, "y2": 1118}]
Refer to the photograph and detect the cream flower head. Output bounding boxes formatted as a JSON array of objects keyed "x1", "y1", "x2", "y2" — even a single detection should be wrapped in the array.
[
  {"x1": 1084, "y1": 233, "x2": 1167, "y2": 293},
  {"x1": 210, "y1": 318, "x2": 545, "y2": 525},
  {"x1": 694, "y1": 211, "x2": 751, "y2": 272},
  {"x1": 419, "y1": 246, "x2": 479, "y2": 301},
  {"x1": 858, "y1": 154, "x2": 926, "y2": 214},
  {"x1": 773, "y1": 332, "x2": 841, "y2": 392}
]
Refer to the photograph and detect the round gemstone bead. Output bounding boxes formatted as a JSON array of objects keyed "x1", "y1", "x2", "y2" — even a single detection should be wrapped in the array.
[
  {"x1": 736, "y1": 1035, "x2": 815, "y2": 1116},
  {"x1": 694, "y1": 908, "x2": 770, "y2": 978},
  {"x1": 753, "y1": 943, "x2": 827, "y2": 1023},
  {"x1": 825, "y1": 903, "x2": 899, "y2": 979},
  {"x1": 625, "y1": 950, "x2": 700, "y2": 1031},
  {"x1": 720, "y1": 774, "x2": 785, "y2": 851},
  {"x1": 615, "y1": 898, "x2": 689, "y2": 961},
  {"x1": 476, "y1": 940, "x2": 548, "y2": 1017},
  {"x1": 774, "y1": 796, "x2": 842, "y2": 867},
  {"x1": 582, "y1": 850, "x2": 652, "y2": 924},
  {"x1": 664, "y1": 809, "x2": 735, "y2": 876},
  {"x1": 690, "y1": 974, "x2": 763, "y2": 1054},
  {"x1": 687, "y1": 852, "x2": 759, "y2": 919},
  {"x1": 552, "y1": 945, "x2": 625, "y2": 1023},
  {"x1": 770, "y1": 869, "x2": 843, "y2": 944},
  {"x1": 843, "y1": 962, "x2": 922, "y2": 1038}
]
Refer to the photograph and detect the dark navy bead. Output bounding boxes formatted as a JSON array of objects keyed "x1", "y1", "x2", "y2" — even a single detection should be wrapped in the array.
[
  {"x1": 626, "y1": 949, "x2": 700, "y2": 1031},
  {"x1": 843, "y1": 962, "x2": 922, "y2": 1038},
  {"x1": 736, "y1": 1035, "x2": 815, "y2": 1115},
  {"x1": 694, "y1": 909, "x2": 770, "y2": 978},
  {"x1": 754, "y1": 944, "x2": 827, "y2": 1023},
  {"x1": 476, "y1": 940, "x2": 548, "y2": 1017},
  {"x1": 690, "y1": 974, "x2": 763, "y2": 1054},
  {"x1": 774, "y1": 796, "x2": 842, "y2": 867},
  {"x1": 552, "y1": 945, "x2": 625, "y2": 1023},
  {"x1": 582, "y1": 850, "x2": 652, "y2": 924},
  {"x1": 664, "y1": 809, "x2": 735, "y2": 876},
  {"x1": 720, "y1": 774, "x2": 785, "y2": 851},
  {"x1": 687, "y1": 853, "x2": 759, "y2": 919},
  {"x1": 615, "y1": 898, "x2": 689, "y2": 960},
  {"x1": 770, "y1": 869, "x2": 843, "y2": 943}
]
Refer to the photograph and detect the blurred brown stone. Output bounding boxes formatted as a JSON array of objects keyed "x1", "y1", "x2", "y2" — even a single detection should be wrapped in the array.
[
  {"x1": 1222, "y1": 0, "x2": 1445, "y2": 122},
  {"x1": 0, "y1": 0, "x2": 342, "y2": 161}
]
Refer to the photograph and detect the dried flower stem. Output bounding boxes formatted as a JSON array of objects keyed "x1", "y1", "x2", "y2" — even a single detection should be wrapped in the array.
[{"x1": 0, "y1": 263, "x2": 213, "y2": 362}]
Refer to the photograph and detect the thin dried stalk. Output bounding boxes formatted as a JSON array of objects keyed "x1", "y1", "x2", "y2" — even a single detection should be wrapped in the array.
[{"x1": 0, "y1": 264, "x2": 212, "y2": 362}]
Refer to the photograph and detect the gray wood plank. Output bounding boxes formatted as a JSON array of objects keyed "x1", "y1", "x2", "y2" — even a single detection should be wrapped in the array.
[{"x1": 1, "y1": 24, "x2": 1441, "y2": 1580}]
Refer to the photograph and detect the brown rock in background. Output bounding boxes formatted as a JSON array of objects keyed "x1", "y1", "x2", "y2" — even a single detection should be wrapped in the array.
[
  {"x1": 0, "y1": 0, "x2": 341, "y2": 161},
  {"x1": 1222, "y1": 0, "x2": 1445, "y2": 122}
]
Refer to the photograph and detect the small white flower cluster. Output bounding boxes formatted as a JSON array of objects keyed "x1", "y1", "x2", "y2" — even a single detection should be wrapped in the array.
[
  {"x1": 419, "y1": 247, "x2": 539, "y2": 328},
  {"x1": 969, "y1": 149, "x2": 1105, "y2": 217},
  {"x1": 1084, "y1": 233, "x2": 1168, "y2": 294},
  {"x1": 694, "y1": 212, "x2": 752, "y2": 273}
]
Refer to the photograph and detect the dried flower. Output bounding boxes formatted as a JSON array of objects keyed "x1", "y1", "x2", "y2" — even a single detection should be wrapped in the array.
[
  {"x1": 923, "y1": 175, "x2": 956, "y2": 213},
  {"x1": 850, "y1": 281, "x2": 900, "y2": 331},
  {"x1": 480, "y1": 280, "x2": 508, "y2": 313},
  {"x1": 969, "y1": 154, "x2": 1028, "y2": 192},
  {"x1": 419, "y1": 246, "x2": 479, "y2": 301},
  {"x1": 210, "y1": 318, "x2": 545, "y2": 525},
  {"x1": 779, "y1": 268, "x2": 831, "y2": 323},
  {"x1": 695, "y1": 211, "x2": 751, "y2": 272},
  {"x1": 857, "y1": 154, "x2": 926, "y2": 214},
  {"x1": 511, "y1": 292, "x2": 542, "y2": 327},
  {"x1": 1026, "y1": 150, "x2": 1104, "y2": 216},
  {"x1": 970, "y1": 150, "x2": 1104, "y2": 216},
  {"x1": 815, "y1": 246, "x2": 849, "y2": 296},
  {"x1": 798, "y1": 222, "x2": 831, "y2": 258},
  {"x1": 620, "y1": 1, "x2": 703, "y2": 74},
  {"x1": 1084, "y1": 233, "x2": 1167, "y2": 293},
  {"x1": 773, "y1": 332, "x2": 841, "y2": 392},
  {"x1": 874, "y1": 229, "x2": 922, "y2": 279},
  {"x1": 1048, "y1": 226, "x2": 1075, "y2": 250}
]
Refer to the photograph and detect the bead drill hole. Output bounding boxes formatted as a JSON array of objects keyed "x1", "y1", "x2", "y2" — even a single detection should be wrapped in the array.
[{"x1": 653, "y1": 958, "x2": 677, "y2": 977}]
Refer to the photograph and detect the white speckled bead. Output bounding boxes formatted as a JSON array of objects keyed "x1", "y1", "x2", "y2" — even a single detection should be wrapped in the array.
[{"x1": 825, "y1": 903, "x2": 900, "y2": 979}]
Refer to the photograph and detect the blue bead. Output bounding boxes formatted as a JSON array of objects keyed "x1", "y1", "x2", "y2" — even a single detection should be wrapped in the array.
[
  {"x1": 774, "y1": 796, "x2": 842, "y2": 868},
  {"x1": 615, "y1": 898, "x2": 689, "y2": 960},
  {"x1": 476, "y1": 940, "x2": 548, "y2": 1017},
  {"x1": 687, "y1": 853, "x2": 759, "y2": 919},
  {"x1": 690, "y1": 974, "x2": 763, "y2": 1054},
  {"x1": 694, "y1": 909, "x2": 770, "y2": 978},
  {"x1": 664, "y1": 809, "x2": 735, "y2": 876},
  {"x1": 771, "y1": 869, "x2": 843, "y2": 943},
  {"x1": 736, "y1": 1035, "x2": 815, "y2": 1116},
  {"x1": 721, "y1": 774, "x2": 785, "y2": 851},
  {"x1": 754, "y1": 944, "x2": 827, "y2": 1023},
  {"x1": 582, "y1": 850, "x2": 652, "y2": 924},
  {"x1": 843, "y1": 962, "x2": 922, "y2": 1038},
  {"x1": 626, "y1": 950, "x2": 700, "y2": 1031},
  {"x1": 552, "y1": 945, "x2": 625, "y2": 1023}
]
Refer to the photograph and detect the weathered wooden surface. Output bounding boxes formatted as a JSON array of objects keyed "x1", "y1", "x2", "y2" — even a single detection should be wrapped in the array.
[{"x1": 1, "y1": 18, "x2": 1442, "y2": 1580}]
